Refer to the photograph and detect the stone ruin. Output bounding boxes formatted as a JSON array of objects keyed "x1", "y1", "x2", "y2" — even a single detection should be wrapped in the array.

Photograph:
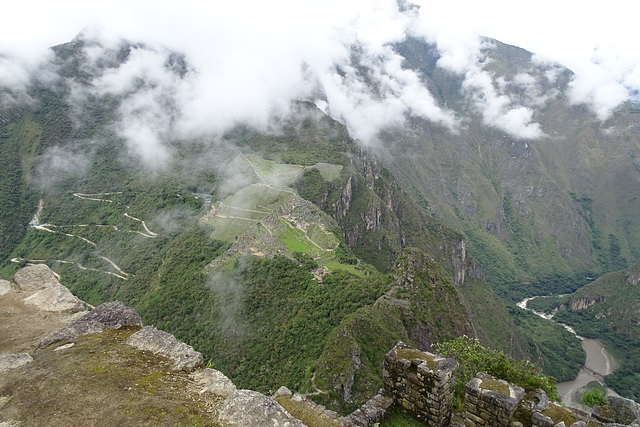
[
  {"x1": 383, "y1": 342, "x2": 458, "y2": 426},
  {"x1": 464, "y1": 372, "x2": 524, "y2": 426},
  {"x1": 371, "y1": 342, "x2": 639, "y2": 427}
]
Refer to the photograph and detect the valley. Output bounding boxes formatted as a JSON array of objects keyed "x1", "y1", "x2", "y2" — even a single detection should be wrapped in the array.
[
  {"x1": 1, "y1": 23, "x2": 639, "y2": 424},
  {"x1": 518, "y1": 295, "x2": 620, "y2": 407}
]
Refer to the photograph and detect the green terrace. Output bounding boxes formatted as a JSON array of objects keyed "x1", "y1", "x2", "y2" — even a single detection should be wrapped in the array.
[{"x1": 202, "y1": 154, "x2": 361, "y2": 275}]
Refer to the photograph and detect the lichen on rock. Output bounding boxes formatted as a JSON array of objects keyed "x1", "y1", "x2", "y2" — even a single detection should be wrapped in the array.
[
  {"x1": 125, "y1": 325, "x2": 203, "y2": 372},
  {"x1": 37, "y1": 301, "x2": 142, "y2": 349}
]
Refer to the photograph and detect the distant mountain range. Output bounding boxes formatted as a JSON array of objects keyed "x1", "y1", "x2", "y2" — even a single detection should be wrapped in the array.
[{"x1": 1, "y1": 31, "x2": 639, "y2": 406}]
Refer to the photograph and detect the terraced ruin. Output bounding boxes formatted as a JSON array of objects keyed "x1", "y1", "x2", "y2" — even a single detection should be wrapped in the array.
[{"x1": 201, "y1": 154, "x2": 360, "y2": 277}]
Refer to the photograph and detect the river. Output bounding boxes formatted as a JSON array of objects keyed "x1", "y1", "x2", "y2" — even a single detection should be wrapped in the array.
[{"x1": 517, "y1": 297, "x2": 619, "y2": 406}]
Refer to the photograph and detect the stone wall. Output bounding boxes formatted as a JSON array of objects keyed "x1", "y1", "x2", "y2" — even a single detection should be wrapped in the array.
[
  {"x1": 464, "y1": 372, "x2": 524, "y2": 426},
  {"x1": 382, "y1": 342, "x2": 458, "y2": 427}
]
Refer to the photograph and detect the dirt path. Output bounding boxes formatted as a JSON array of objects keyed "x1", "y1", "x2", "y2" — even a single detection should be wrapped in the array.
[{"x1": 22, "y1": 192, "x2": 160, "y2": 280}]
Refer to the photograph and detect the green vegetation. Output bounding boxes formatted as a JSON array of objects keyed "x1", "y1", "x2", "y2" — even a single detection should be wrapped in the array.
[
  {"x1": 551, "y1": 264, "x2": 640, "y2": 400},
  {"x1": 582, "y1": 389, "x2": 607, "y2": 407},
  {"x1": 312, "y1": 248, "x2": 479, "y2": 414},
  {"x1": 211, "y1": 255, "x2": 391, "y2": 393},
  {"x1": 436, "y1": 335, "x2": 560, "y2": 411},
  {"x1": 508, "y1": 306, "x2": 585, "y2": 381},
  {"x1": 381, "y1": 407, "x2": 425, "y2": 426}
]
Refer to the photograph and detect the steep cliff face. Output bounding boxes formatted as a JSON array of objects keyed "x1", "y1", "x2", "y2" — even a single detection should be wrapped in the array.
[{"x1": 570, "y1": 296, "x2": 605, "y2": 311}]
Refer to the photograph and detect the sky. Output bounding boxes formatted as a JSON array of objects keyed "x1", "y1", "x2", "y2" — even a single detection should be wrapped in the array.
[{"x1": 1, "y1": 0, "x2": 639, "y2": 160}]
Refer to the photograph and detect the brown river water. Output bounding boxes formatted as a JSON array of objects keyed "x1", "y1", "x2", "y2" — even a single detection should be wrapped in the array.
[{"x1": 517, "y1": 297, "x2": 619, "y2": 406}]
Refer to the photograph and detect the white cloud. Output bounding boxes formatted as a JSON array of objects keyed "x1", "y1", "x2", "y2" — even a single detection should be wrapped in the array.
[
  {"x1": 430, "y1": 36, "x2": 544, "y2": 139},
  {"x1": 1, "y1": 0, "x2": 639, "y2": 153}
]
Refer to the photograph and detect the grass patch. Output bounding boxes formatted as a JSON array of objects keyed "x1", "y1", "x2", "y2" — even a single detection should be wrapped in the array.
[
  {"x1": 382, "y1": 407, "x2": 425, "y2": 426},
  {"x1": 479, "y1": 378, "x2": 510, "y2": 395},
  {"x1": 542, "y1": 404, "x2": 580, "y2": 426},
  {"x1": 0, "y1": 327, "x2": 219, "y2": 426}
]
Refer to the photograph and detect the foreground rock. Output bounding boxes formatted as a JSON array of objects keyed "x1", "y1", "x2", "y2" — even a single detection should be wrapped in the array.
[
  {"x1": 216, "y1": 389, "x2": 305, "y2": 427},
  {"x1": 12, "y1": 264, "x2": 85, "y2": 312},
  {"x1": 594, "y1": 396, "x2": 640, "y2": 426},
  {"x1": 126, "y1": 326, "x2": 203, "y2": 372},
  {"x1": 191, "y1": 368, "x2": 237, "y2": 398},
  {"x1": 1, "y1": 265, "x2": 311, "y2": 426},
  {"x1": 37, "y1": 301, "x2": 142, "y2": 349},
  {"x1": 12, "y1": 264, "x2": 59, "y2": 293},
  {"x1": 0, "y1": 353, "x2": 33, "y2": 373}
]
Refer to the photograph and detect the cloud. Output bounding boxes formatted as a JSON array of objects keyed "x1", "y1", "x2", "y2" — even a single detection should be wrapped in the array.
[
  {"x1": 2, "y1": 0, "x2": 639, "y2": 153},
  {"x1": 568, "y1": 45, "x2": 640, "y2": 119},
  {"x1": 0, "y1": 52, "x2": 58, "y2": 108},
  {"x1": 431, "y1": 35, "x2": 544, "y2": 139},
  {"x1": 34, "y1": 142, "x2": 93, "y2": 193},
  {"x1": 319, "y1": 45, "x2": 457, "y2": 142}
]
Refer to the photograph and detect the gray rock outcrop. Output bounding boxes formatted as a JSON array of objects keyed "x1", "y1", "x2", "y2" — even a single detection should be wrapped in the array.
[
  {"x1": 191, "y1": 368, "x2": 237, "y2": 398},
  {"x1": 273, "y1": 386, "x2": 293, "y2": 398},
  {"x1": 0, "y1": 280, "x2": 11, "y2": 296},
  {"x1": 12, "y1": 264, "x2": 84, "y2": 312},
  {"x1": 12, "y1": 264, "x2": 59, "y2": 292},
  {"x1": 0, "y1": 353, "x2": 33, "y2": 372},
  {"x1": 37, "y1": 301, "x2": 142, "y2": 349},
  {"x1": 607, "y1": 396, "x2": 640, "y2": 426},
  {"x1": 126, "y1": 326, "x2": 203, "y2": 372},
  {"x1": 216, "y1": 389, "x2": 306, "y2": 427}
]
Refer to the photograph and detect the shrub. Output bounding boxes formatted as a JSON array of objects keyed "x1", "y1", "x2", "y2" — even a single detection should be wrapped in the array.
[
  {"x1": 582, "y1": 390, "x2": 606, "y2": 407},
  {"x1": 435, "y1": 335, "x2": 560, "y2": 409}
]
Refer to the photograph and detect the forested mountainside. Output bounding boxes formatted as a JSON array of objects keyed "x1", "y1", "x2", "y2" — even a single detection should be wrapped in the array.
[
  {"x1": 379, "y1": 37, "x2": 640, "y2": 294},
  {"x1": 0, "y1": 37, "x2": 539, "y2": 412},
  {"x1": 1, "y1": 29, "x2": 639, "y2": 406},
  {"x1": 528, "y1": 262, "x2": 640, "y2": 400}
]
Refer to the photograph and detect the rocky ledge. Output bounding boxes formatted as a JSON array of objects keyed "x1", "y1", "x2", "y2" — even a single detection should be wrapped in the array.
[{"x1": 0, "y1": 265, "x2": 306, "y2": 426}]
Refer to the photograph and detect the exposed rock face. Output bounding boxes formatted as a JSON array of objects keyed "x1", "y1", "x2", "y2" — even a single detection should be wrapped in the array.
[
  {"x1": 216, "y1": 389, "x2": 305, "y2": 427},
  {"x1": 273, "y1": 386, "x2": 293, "y2": 398},
  {"x1": 37, "y1": 301, "x2": 142, "y2": 349},
  {"x1": 0, "y1": 353, "x2": 33, "y2": 372},
  {"x1": 23, "y1": 282, "x2": 85, "y2": 312},
  {"x1": 570, "y1": 296, "x2": 604, "y2": 311},
  {"x1": 628, "y1": 265, "x2": 640, "y2": 286},
  {"x1": 12, "y1": 264, "x2": 84, "y2": 312},
  {"x1": 606, "y1": 396, "x2": 640, "y2": 426},
  {"x1": 126, "y1": 326, "x2": 203, "y2": 372},
  {"x1": 12, "y1": 264, "x2": 59, "y2": 292},
  {"x1": 191, "y1": 368, "x2": 237, "y2": 398},
  {"x1": 0, "y1": 280, "x2": 11, "y2": 296}
]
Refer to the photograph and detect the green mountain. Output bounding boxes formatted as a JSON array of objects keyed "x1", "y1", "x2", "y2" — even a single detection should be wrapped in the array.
[
  {"x1": 529, "y1": 263, "x2": 640, "y2": 400},
  {"x1": 0, "y1": 37, "x2": 537, "y2": 412},
  {"x1": 4, "y1": 30, "x2": 640, "y2": 405},
  {"x1": 383, "y1": 37, "x2": 640, "y2": 291}
]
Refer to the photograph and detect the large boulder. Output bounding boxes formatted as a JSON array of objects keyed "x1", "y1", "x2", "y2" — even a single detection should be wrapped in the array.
[
  {"x1": 0, "y1": 353, "x2": 33, "y2": 372},
  {"x1": 37, "y1": 301, "x2": 142, "y2": 349},
  {"x1": 12, "y1": 264, "x2": 59, "y2": 292},
  {"x1": 125, "y1": 326, "x2": 203, "y2": 372},
  {"x1": 12, "y1": 265, "x2": 84, "y2": 312},
  {"x1": 191, "y1": 368, "x2": 237, "y2": 398},
  {"x1": 0, "y1": 280, "x2": 11, "y2": 296},
  {"x1": 23, "y1": 282, "x2": 85, "y2": 312},
  {"x1": 607, "y1": 396, "x2": 640, "y2": 426},
  {"x1": 216, "y1": 389, "x2": 306, "y2": 427}
]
